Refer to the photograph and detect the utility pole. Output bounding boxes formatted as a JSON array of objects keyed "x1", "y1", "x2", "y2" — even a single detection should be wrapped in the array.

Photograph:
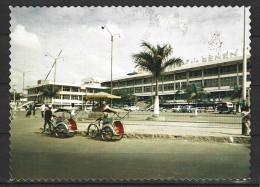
[
  {"x1": 12, "y1": 85, "x2": 17, "y2": 110},
  {"x1": 242, "y1": 6, "x2": 247, "y2": 105},
  {"x1": 22, "y1": 71, "x2": 30, "y2": 96},
  {"x1": 45, "y1": 50, "x2": 63, "y2": 106},
  {"x1": 102, "y1": 25, "x2": 120, "y2": 108}
]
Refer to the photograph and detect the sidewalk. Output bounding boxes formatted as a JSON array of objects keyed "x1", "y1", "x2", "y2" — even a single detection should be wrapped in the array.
[{"x1": 76, "y1": 120, "x2": 250, "y2": 144}]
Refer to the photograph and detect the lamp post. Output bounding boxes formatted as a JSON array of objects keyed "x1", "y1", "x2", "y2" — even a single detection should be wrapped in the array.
[
  {"x1": 22, "y1": 71, "x2": 31, "y2": 96},
  {"x1": 242, "y1": 6, "x2": 247, "y2": 105},
  {"x1": 45, "y1": 50, "x2": 63, "y2": 106},
  {"x1": 101, "y1": 25, "x2": 120, "y2": 107},
  {"x1": 12, "y1": 85, "x2": 17, "y2": 111}
]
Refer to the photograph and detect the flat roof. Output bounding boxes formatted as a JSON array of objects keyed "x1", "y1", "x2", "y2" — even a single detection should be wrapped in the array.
[{"x1": 103, "y1": 55, "x2": 250, "y2": 82}]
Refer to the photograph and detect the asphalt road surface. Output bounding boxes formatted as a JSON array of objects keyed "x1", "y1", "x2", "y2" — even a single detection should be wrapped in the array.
[{"x1": 10, "y1": 112, "x2": 250, "y2": 180}]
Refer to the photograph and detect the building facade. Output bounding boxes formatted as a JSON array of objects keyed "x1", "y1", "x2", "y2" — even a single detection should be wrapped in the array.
[
  {"x1": 26, "y1": 77, "x2": 108, "y2": 107},
  {"x1": 101, "y1": 55, "x2": 251, "y2": 104}
]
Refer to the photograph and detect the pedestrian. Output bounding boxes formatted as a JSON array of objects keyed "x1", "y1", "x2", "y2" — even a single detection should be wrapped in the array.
[
  {"x1": 26, "y1": 104, "x2": 32, "y2": 117},
  {"x1": 71, "y1": 103, "x2": 76, "y2": 118},
  {"x1": 43, "y1": 105, "x2": 53, "y2": 133},
  {"x1": 32, "y1": 102, "x2": 36, "y2": 116},
  {"x1": 41, "y1": 102, "x2": 45, "y2": 118}
]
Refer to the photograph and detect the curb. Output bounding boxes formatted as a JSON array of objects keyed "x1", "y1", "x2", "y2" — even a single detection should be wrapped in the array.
[{"x1": 76, "y1": 131, "x2": 250, "y2": 144}]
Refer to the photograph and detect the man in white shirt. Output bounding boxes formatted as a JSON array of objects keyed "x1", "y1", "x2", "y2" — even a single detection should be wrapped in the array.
[{"x1": 41, "y1": 102, "x2": 45, "y2": 118}]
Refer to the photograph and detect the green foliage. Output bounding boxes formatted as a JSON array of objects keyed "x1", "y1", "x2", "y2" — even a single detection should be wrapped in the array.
[
  {"x1": 229, "y1": 85, "x2": 242, "y2": 102},
  {"x1": 132, "y1": 41, "x2": 183, "y2": 96},
  {"x1": 10, "y1": 92, "x2": 21, "y2": 100},
  {"x1": 113, "y1": 89, "x2": 137, "y2": 106},
  {"x1": 182, "y1": 83, "x2": 209, "y2": 105},
  {"x1": 40, "y1": 85, "x2": 59, "y2": 99},
  {"x1": 144, "y1": 96, "x2": 153, "y2": 106}
]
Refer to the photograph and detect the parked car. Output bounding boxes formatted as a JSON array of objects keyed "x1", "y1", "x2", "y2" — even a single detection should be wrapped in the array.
[
  {"x1": 197, "y1": 107, "x2": 205, "y2": 113},
  {"x1": 123, "y1": 105, "x2": 139, "y2": 111},
  {"x1": 217, "y1": 102, "x2": 234, "y2": 114},
  {"x1": 142, "y1": 106, "x2": 152, "y2": 111},
  {"x1": 205, "y1": 106, "x2": 215, "y2": 113},
  {"x1": 181, "y1": 105, "x2": 195, "y2": 113},
  {"x1": 172, "y1": 105, "x2": 182, "y2": 112}
]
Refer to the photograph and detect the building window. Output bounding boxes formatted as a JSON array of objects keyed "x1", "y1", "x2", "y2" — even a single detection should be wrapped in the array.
[
  {"x1": 175, "y1": 72, "x2": 186, "y2": 80},
  {"x1": 79, "y1": 96, "x2": 82, "y2": 100},
  {"x1": 189, "y1": 80, "x2": 202, "y2": 87},
  {"x1": 220, "y1": 65, "x2": 237, "y2": 75},
  {"x1": 127, "y1": 80, "x2": 134, "y2": 86},
  {"x1": 204, "y1": 79, "x2": 218, "y2": 87},
  {"x1": 144, "y1": 78, "x2": 153, "y2": 84},
  {"x1": 164, "y1": 74, "x2": 174, "y2": 82},
  {"x1": 190, "y1": 70, "x2": 202, "y2": 79},
  {"x1": 63, "y1": 86, "x2": 70, "y2": 92},
  {"x1": 72, "y1": 87, "x2": 79, "y2": 92},
  {"x1": 164, "y1": 83, "x2": 174, "y2": 91},
  {"x1": 144, "y1": 86, "x2": 152, "y2": 92},
  {"x1": 119, "y1": 81, "x2": 126, "y2": 87},
  {"x1": 71, "y1": 95, "x2": 78, "y2": 100},
  {"x1": 62, "y1": 95, "x2": 70, "y2": 100},
  {"x1": 220, "y1": 76, "x2": 237, "y2": 87},
  {"x1": 152, "y1": 85, "x2": 162, "y2": 92},
  {"x1": 135, "y1": 87, "x2": 142, "y2": 93},
  {"x1": 55, "y1": 95, "x2": 61, "y2": 99},
  {"x1": 204, "y1": 67, "x2": 218, "y2": 77},
  {"x1": 135, "y1": 79, "x2": 142, "y2": 85}
]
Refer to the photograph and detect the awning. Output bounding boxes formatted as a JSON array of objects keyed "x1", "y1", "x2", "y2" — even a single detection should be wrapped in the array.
[{"x1": 84, "y1": 92, "x2": 121, "y2": 99}]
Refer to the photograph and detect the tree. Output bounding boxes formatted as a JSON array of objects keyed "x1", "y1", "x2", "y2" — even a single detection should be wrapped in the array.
[
  {"x1": 132, "y1": 41, "x2": 183, "y2": 116},
  {"x1": 113, "y1": 89, "x2": 137, "y2": 106},
  {"x1": 10, "y1": 92, "x2": 21, "y2": 101},
  {"x1": 229, "y1": 85, "x2": 242, "y2": 112},
  {"x1": 182, "y1": 83, "x2": 209, "y2": 114},
  {"x1": 40, "y1": 85, "x2": 59, "y2": 103}
]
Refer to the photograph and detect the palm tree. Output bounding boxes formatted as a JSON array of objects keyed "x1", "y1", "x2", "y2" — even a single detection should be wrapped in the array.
[
  {"x1": 182, "y1": 83, "x2": 209, "y2": 115},
  {"x1": 229, "y1": 85, "x2": 242, "y2": 112},
  {"x1": 132, "y1": 41, "x2": 183, "y2": 116},
  {"x1": 40, "y1": 85, "x2": 59, "y2": 103}
]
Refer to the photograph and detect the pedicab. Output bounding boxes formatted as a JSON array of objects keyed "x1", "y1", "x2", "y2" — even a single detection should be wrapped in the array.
[
  {"x1": 87, "y1": 108, "x2": 129, "y2": 141},
  {"x1": 49, "y1": 108, "x2": 78, "y2": 138},
  {"x1": 84, "y1": 92, "x2": 128, "y2": 141}
]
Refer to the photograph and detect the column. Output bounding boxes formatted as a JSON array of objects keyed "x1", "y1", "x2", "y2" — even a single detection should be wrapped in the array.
[
  {"x1": 218, "y1": 66, "x2": 221, "y2": 89},
  {"x1": 202, "y1": 69, "x2": 204, "y2": 87}
]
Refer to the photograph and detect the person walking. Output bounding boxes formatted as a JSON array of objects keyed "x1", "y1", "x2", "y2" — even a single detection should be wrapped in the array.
[
  {"x1": 26, "y1": 104, "x2": 32, "y2": 117},
  {"x1": 43, "y1": 105, "x2": 53, "y2": 133},
  {"x1": 41, "y1": 102, "x2": 45, "y2": 118},
  {"x1": 32, "y1": 102, "x2": 36, "y2": 116}
]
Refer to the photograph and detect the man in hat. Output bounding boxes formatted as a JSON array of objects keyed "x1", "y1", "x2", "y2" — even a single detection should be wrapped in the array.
[{"x1": 43, "y1": 105, "x2": 53, "y2": 133}]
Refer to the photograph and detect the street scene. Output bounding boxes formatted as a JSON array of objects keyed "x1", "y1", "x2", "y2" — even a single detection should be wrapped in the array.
[{"x1": 10, "y1": 6, "x2": 251, "y2": 180}]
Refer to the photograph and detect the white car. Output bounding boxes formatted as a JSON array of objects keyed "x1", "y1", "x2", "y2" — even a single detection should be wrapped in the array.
[
  {"x1": 172, "y1": 106, "x2": 182, "y2": 112},
  {"x1": 123, "y1": 105, "x2": 139, "y2": 111}
]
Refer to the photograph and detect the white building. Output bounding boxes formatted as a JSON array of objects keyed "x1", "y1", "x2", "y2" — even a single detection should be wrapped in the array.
[{"x1": 25, "y1": 77, "x2": 108, "y2": 107}]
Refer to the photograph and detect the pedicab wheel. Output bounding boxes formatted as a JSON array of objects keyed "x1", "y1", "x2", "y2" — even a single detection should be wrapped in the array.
[
  {"x1": 87, "y1": 124, "x2": 98, "y2": 138},
  {"x1": 101, "y1": 126, "x2": 113, "y2": 141},
  {"x1": 114, "y1": 134, "x2": 124, "y2": 140},
  {"x1": 55, "y1": 124, "x2": 68, "y2": 138}
]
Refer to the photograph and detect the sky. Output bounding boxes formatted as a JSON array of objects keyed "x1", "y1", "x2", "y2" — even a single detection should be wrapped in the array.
[{"x1": 10, "y1": 6, "x2": 251, "y2": 92}]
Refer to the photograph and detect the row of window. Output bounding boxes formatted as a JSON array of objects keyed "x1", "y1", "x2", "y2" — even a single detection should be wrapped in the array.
[
  {"x1": 109, "y1": 63, "x2": 250, "y2": 88},
  {"x1": 115, "y1": 75, "x2": 250, "y2": 93},
  {"x1": 54, "y1": 95, "x2": 83, "y2": 100}
]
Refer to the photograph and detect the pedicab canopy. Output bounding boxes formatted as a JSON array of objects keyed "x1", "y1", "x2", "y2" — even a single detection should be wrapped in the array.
[{"x1": 84, "y1": 92, "x2": 121, "y2": 99}]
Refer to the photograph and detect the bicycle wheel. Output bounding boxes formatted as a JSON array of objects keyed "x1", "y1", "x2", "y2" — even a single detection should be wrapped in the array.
[
  {"x1": 102, "y1": 125, "x2": 113, "y2": 141},
  {"x1": 87, "y1": 124, "x2": 98, "y2": 138},
  {"x1": 55, "y1": 124, "x2": 68, "y2": 138},
  {"x1": 114, "y1": 134, "x2": 124, "y2": 140}
]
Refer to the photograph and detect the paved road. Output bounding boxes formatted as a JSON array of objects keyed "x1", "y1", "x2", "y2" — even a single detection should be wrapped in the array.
[{"x1": 10, "y1": 112, "x2": 250, "y2": 180}]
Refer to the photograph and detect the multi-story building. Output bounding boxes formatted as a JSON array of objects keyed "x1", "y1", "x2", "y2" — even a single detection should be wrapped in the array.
[
  {"x1": 25, "y1": 77, "x2": 108, "y2": 107},
  {"x1": 102, "y1": 54, "x2": 251, "y2": 104}
]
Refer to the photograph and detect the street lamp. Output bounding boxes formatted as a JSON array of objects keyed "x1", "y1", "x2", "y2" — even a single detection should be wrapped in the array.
[
  {"x1": 101, "y1": 25, "x2": 120, "y2": 107},
  {"x1": 45, "y1": 50, "x2": 63, "y2": 105},
  {"x1": 12, "y1": 85, "x2": 17, "y2": 110}
]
